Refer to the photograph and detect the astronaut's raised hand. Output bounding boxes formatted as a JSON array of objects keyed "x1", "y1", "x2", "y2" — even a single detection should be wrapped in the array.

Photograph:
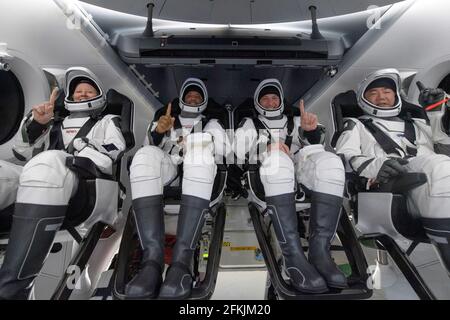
[
  {"x1": 417, "y1": 83, "x2": 446, "y2": 109},
  {"x1": 32, "y1": 87, "x2": 58, "y2": 125},
  {"x1": 376, "y1": 158, "x2": 409, "y2": 184},
  {"x1": 156, "y1": 102, "x2": 175, "y2": 134},
  {"x1": 299, "y1": 99, "x2": 318, "y2": 131}
]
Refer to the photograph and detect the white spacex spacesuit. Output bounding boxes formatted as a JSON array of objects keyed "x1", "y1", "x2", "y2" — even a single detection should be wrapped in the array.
[
  {"x1": 126, "y1": 78, "x2": 230, "y2": 299},
  {"x1": 0, "y1": 67, "x2": 126, "y2": 299},
  {"x1": 234, "y1": 79, "x2": 347, "y2": 293},
  {"x1": 0, "y1": 160, "x2": 21, "y2": 212},
  {"x1": 335, "y1": 68, "x2": 450, "y2": 276}
]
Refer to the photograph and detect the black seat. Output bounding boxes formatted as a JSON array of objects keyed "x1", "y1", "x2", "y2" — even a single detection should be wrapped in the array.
[
  {"x1": 231, "y1": 96, "x2": 371, "y2": 300},
  {"x1": 0, "y1": 89, "x2": 135, "y2": 299},
  {"x1": 331, "y1": 90, "x2": 436, "y2": 300},
  {"x1": 153, "y1": 98, "x2": 228, "y2": 204},
  {"x1": 61, "y1": 89, "x2": 135, "y2": 227},
  {"x1": 112, "y1": 99, "x2": 228, "y2": 300},
  {"x1": 51, "y1": 89, "x2": 135, "y2": 300},
  {"x1": 331, "y1": 90, "x2": 429, "y2": 242},
  {"x1": 232, "y1": 98, "x2": 302, "y2": 202}
]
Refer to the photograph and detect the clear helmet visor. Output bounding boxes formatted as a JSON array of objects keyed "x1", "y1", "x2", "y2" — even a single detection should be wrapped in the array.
[
  {"x1": 357, "y1": 68, "x2": 402, "y2": 118},
  {"x1": 254, "y1": 79, "x2": 285, "y2": 118},
  {"x1": 179, "y1": 78, "x2": 208, "y2": 114},
  {"x1": 64, "y1": 67, "x2": 106, "y2": 113}
]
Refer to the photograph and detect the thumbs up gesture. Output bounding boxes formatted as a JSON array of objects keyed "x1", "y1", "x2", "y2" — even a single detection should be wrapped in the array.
[
  {"x1": 299, "y1": 99, "x2": 318, "y2": 131},
  {"x1": 32, "y1": 87, "x2": 58, "y2": 125},
  {"x1": 156, "y1": 102, "x2": 176, "y2": 134},
  {"x1": 417, "y1": 81, "x2": 447, "y2": 110}
]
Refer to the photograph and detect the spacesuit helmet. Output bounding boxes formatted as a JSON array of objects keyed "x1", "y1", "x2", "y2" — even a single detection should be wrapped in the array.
[
  {"x1": 357, "y1": 68, "x2": 402, "y2": 118},
  {"x1": 64, "y1": 67, "x2": 106, "y2": 113},
  {"x1": 254, "y1": 79, "x2": 285, "y2": 118},
  {"x1": 179, "y1": 78, "x2": 208, "y2": 114}
]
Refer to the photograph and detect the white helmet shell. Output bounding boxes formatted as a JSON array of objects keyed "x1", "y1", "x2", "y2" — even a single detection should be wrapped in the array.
[
  {"x1": 64, "y1": 67, "x2": 106, "y2": 113},
  {"x1": 357, "y1": 68, "x2": 402, "y2": 118},
  {"x1": 178, "y1": 78, "x2": 208, "y2": 114},
  {"x1": 254, "y1": 79, "x2": 284, "y2": 118}
]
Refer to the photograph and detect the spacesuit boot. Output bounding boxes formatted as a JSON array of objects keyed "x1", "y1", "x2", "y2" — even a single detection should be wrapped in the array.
[
  {"x1": 422, "y1": 218, "x2": 450, "y2": 277},
  {"x1": 125, "y1": 195, "x2": 164, "y2": 299},
  {"x1": 158, "y1": 195, "x2": 210, "y2": 299},
  {"x1": 0, "y1": 203, "x2": 66, "y2": 299},
  {"x1": 308, "y1": 192, "x2": 348, "y2": 288},
  {"x1": 0, "y1": 204, "x2": 14, "y2": 233},
  {"x1": 266, "y1": 193, "x2": 328, "y2": 293}
]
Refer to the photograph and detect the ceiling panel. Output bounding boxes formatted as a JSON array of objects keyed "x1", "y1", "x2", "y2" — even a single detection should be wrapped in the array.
[{"x1": 81, "y1": 0, "x2": 405, "y2": 24}]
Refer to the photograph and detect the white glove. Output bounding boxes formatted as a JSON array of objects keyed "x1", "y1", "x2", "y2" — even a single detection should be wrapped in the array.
[{"x1": 72, "y1": 137, "x2": 113, "y2": 175}]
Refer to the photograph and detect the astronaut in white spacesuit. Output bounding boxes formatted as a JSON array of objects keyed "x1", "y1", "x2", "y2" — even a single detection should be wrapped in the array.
[
  {"x1": 0, "y1": 67, "x2": 126, "y2": 299},
  {"x1": 125, "y1": 78, "x2": 229, "y2": 299},
  {"x1": 234, "y1": 79, "x2": 347, "y2": 293},
  {"x1": 335, "y1": 68, "x2": 450, "y2": 276}
]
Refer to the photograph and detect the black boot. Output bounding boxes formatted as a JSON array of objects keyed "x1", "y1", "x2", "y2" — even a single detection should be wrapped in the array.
[
  {"x1": 0, "y1": 204, "x2": 14, "y2": 233},
  {"x1": 158, "y1": 195, "x2": 210, "y2": 299},
  {"x1": 422, "y1": 218, "x2": 450, "y2": 277},
  {"x1": 266, "y1": 193, "x2": 327, "y2": 293},
  {"x1": 125, "y1": 196, "x2": 164, "y2": 299},
  {"x1": 308, "y1": 192, "x2": 348, "y2": 289},
  {"x1": 0, "y1": 203, "x2": 66, "y2": 299}
]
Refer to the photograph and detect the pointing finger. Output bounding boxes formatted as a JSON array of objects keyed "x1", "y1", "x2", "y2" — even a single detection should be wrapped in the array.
[
  {"x1": 49, "y1": 87, "x2": 59, "y2": 106},
  {"x1": 299, "y1": 99, "x2": 305, "y2": 116},
  {"x1": 166, "y1": 102, "x2": 172, "y2": 117}
]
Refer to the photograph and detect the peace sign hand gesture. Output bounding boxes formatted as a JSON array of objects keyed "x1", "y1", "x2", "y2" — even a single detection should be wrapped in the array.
[{"x1": 32, "y1": 87, "x2": 58, "y2": 125}]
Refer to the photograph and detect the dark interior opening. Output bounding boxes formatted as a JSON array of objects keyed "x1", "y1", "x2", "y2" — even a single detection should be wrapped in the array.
[
  {"x1": 131, "y1": 64, "x2": 325, "y2": 108},
  {"x1": 0, "y1": 71, "x2": 24, "y2": 145},
  {"x1": 438, "y1": 73, "x2": 450, "y2": 93}
]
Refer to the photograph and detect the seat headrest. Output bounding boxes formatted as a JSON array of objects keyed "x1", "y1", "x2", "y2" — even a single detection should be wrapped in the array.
[
  {"x1": 332, "y1": 90, "x2": 364, "y2": 121},
  {"x1": 203, "y1": 98, "x2": 229, "y2": 128},
  {"x1": 53, "y1": 89, "x2": 69, "y2": 119},
  {"x1": 105, "y1": 89, "x2": 135, "y2": 150},
  {"x1": 106, "y1": 89, "x2": 128, "y2": 116}
]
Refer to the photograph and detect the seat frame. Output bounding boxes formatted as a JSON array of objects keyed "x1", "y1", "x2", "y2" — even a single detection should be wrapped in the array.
[
  {"x1": 245, "y1": 169, "x2": 372, "y2": 300},
  {"x1": 231, "y1": 97, "x2": 372, "y2": 299},
  {"x1": 111, "y1": 100, "x2": 229, "y2": 300}
]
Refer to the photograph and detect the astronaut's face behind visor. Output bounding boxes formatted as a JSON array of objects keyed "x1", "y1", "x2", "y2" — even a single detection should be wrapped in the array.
[
  {"x1": 72, "y1": 83, "x2": 99, "y2": 102},
  {"x1": 259, "y1": 94, "x2": 281, "y2": 110},
  {"x1": 364, "y1": 86, "x2": 396, "y2": 109},
  {"x1": 184, "y1": 90, "x2": 204, "y2": 106}
]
